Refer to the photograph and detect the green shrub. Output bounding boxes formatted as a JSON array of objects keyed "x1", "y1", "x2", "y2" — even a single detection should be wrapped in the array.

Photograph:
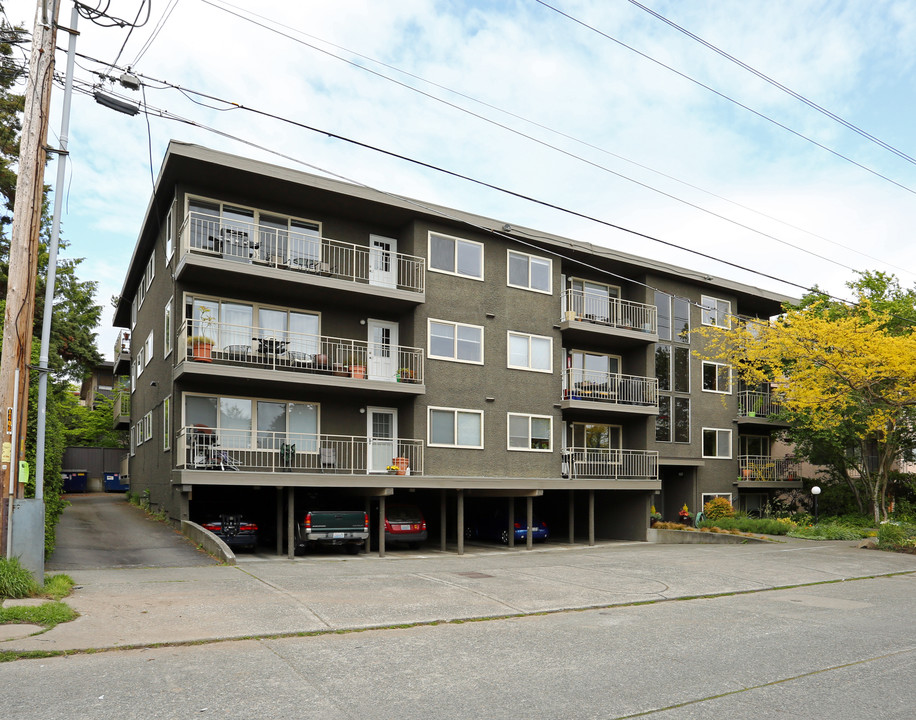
[
  {"x1": 0, "y1": 557, "x2": 39, "y2": 599},
  {"x1": 698, "y1": 517, "x2": 790, "y2": 535},
  {"x1": 704, "y1": 496, "x2": 735, "y2": 521},
  {"x1": 877, "y1": 522, "x2": 914, "y2": 549},
  {"x1": 788, "y1": 522, "x2": 865, "y2": 541}
]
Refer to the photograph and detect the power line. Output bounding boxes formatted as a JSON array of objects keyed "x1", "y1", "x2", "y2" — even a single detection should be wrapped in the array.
[{"x1": 628, "y1": 0, "x2": 916, "y2": 169}]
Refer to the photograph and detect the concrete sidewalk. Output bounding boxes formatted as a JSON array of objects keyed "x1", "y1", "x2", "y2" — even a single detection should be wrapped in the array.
[{"x1": 4, "y1": 538, "x2": 915, "y2": 653}]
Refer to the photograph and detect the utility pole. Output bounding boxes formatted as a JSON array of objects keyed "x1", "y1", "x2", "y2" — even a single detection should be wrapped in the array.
[{"x1": 0, "y1": 0, "x2": 60, "y2": 556}]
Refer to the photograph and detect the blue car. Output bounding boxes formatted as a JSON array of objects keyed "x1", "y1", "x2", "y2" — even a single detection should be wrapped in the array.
[{"x1": 467, "y1": 511, "x2": 549, "y2": 544}]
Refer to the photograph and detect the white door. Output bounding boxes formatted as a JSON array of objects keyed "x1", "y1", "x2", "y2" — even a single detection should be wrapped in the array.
[
  {"x1": 369, "y1": 234, "x2": 397, "y2": 288},
  {"x1": 367, "y1": 407, "x2": 397, "y2": 474},
  {"x1": 367, "y1": 319, "x2": 399, "y2": 381}
]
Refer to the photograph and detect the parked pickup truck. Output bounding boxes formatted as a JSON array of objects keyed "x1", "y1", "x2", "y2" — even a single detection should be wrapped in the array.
[{"x1": 294, "y1": 510, "x2": 369, "y2": 555}]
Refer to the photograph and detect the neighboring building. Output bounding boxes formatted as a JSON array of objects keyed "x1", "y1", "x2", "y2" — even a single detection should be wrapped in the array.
[
  {"x1": 112, "y1": 141, "x2": 796, "y2": 554},
  {"x1": 79, "y1": 361, "x2": 115, "y2": 408}
]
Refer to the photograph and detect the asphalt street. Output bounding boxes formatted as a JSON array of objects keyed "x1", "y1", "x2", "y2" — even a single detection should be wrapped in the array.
[{"x1": 3, "y1": 494, "x2": 915, "y2": 719}]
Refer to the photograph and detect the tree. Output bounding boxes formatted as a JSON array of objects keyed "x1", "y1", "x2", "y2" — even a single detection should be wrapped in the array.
[{"x1": 698, "y1": 273, "x2": 916, "y2": 524}]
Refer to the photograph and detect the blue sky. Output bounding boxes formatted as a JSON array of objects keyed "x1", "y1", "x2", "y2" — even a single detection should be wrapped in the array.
[{"x1": 5, "y1": 0, "x2": 916, "y2": 358}]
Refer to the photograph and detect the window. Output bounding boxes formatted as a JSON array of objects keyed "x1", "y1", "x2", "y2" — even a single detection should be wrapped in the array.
[
  {"x1": 428, "y1": 407, "x2": 483, "y2": 448},
  {"x1": 568, "y1": 279, "x2": 620, "y2": 322},
  {"x1": 145, "y1": 254, "x2": 154, "y2": 290},
  {"x1": 702, "y1": 428, "x2": 732, "y2": 458},
  {"x1": 673, "y1": 298, "x2": 690, "y2": 342},
  {"x1": 164, "y1": 299, "x2": 172, "y2": 357},
  {"x1": 145, "y1": 331, "x2": 154, "y2": 366},
  {"x1": 136, "y1": 349, "x2": 144, "y2": 377},
  {"x1": 163, "y1": 396, "x2": 171, "y2": 451},
  {"x1": 657, "y1": 396, "x2": 690, "y2": 443},
  {"x1": 134, "y1": 421, "x2": 143, "y2": 446},
  {"x1": 701, "y1": 295, "x2": 731, "y2": 328},
  {"x1": 130, "y1": 425, "x2": 136, "y2": 456},
  {"x1": 507, "y1": 250, "x2": 551, "y2": 293},
  {"x1": 165, "y1": 207, "x2": 174, "y2": 260},
  {"x1": 428, "y1": 320, "x2": 483, "y2": 364},
  {"x1": 656, "y1": 345, "x2": 689, "y2": 393},
  {"x1": 256, "y1": 400, "x2": 318, "y2": 452},
  {"x1": 702, "y1": 361, "x2": 731, "y2": 393},
  {"x1": 429, "y1": 232, "x2": 483, "y2": 279},
  {"x1": 656, "y1": 292, "x2": 671, "y2": 341},
  {"x1": 739, "y1": 435, "x2": 770, "y2": 457},
  {"x1": 508, "y1": 413, "x2": 552, "y2": 451},
  {"x1": 508, "y1": 332, "x2": 552, "y2": 372},
  {"x1": 143, "y1": 411, "x2": 153, "y2": 442},
  {"x1": 702, "y1": 492, "x2": 732, "y2": 508},
  {"x1": 131, "y1": 297, "x2": 137, "y2": 329}
]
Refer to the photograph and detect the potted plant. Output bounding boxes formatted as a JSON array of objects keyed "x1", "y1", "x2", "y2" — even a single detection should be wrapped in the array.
[
  {"x1": 678, "y1": 504, "x2": 692, "y2": 524},
  {"x1": 189, "y1": 305, "x2": 216, "y2": 362},
  {"x1": 650, "y1": 505, "x2": 662, "y2": 527},
  {"x1": 386, "y1": 465, "x2": 400, "y2": 475},
  {"x1": 348, "y1": 352, "x2": 366, "y2": 379},
  {"x1": 396, "y1": 367, "x2": 414, "y2": 382}
]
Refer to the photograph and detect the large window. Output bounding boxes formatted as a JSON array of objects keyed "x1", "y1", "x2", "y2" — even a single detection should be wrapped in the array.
[
  {"x1": 656, "y1": 345, "x2": 689, "y2": 392},
  {"x1": 187, "y1": 297, "x2": 319, "y2": 355},
  {"x1": 739, "y1": 435, "x2": 770, "y2": 456},
  {"x1": 701, "y1": 295, "x2": 731, "y2": 328},
  {"x1": 507, "y1": 250, "x2": 551, "y2": 293},
  {"x1": 163, "y1": 299, "x2": 172, "y2": 357},
  {"x1": 568, "y1": 279, "x2": 620, "y2": 322},
  {"x1": 508, "y1": 332, "x2": 552, "y2": 372},
  {"x1": 656, "y1": 396, "x2": 690, "y2": 443},
  {"x1": 428, "y1": 407, "x2": 483, "y2": 448},
  {"x1": 163, "y1": 396, "x2": 171, "y2": 451},
  {"x1": 702, "y1": 361, "x2": 731, "y2": 394},
  {"x1": 185, "y1": 394, "x2": 318, "y2": 452},
  {"x1": 508, "y1": 413, "x2": 552, "y2": 451},
  {"x1": 165, "y1": 207, "x2": 174, "y2": 260},
  {"x1": 571, "y1": 422, "x2": 621, "y2": 449},
  {"x1": 702, "y1": 428, "x2": 732, "y2": 458},
  {"x1": 428, "y1": 319, "x2": 483, "y2": 364},
  {"x1": 429, "y1": 232, "x2": 483, "y2": 279}
]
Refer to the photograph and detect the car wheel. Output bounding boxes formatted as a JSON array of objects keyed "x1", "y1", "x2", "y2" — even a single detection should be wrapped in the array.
[
  {"x1": 294, "y1": 545, "x2": 306, "y2": 556},
  {"x1": 408, "y1": 542, "x2": 421, "y2": 550},
  {"x1": 345, "y1": 543, "x2": 360, "y2": 555}
]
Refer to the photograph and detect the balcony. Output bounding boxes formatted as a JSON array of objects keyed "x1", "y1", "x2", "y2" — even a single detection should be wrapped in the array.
[
  {"x1": 559, "y1": 290, "x2": 658, "y2": 345},
  {"x1": 561, "y1": 369, "x2": 658, "y2": 416},
  {"x1": 177, "y1": 213, "x2": 425, "y2": 308},
  {"x1": 737, "y1": 391, "x2": 787, "y2": 426},
  {"x1": 737, "y1": 455, "x2": 801, "y2": 487},
  {"x1": 113, "y1": 390, "x2": 130, "y2": 429},
  {"x1": 176, "y1": 427, "x2": 424, "y2": 476},
  {"x1": 177, "y1": 319, "x2": 424, "y2": 394},
  {"x1": 562, "y1": 448, "x2": 658, "y2": 480},
  {"x1": 113, "y1": 329, "x2": 131, "y2": 375}
]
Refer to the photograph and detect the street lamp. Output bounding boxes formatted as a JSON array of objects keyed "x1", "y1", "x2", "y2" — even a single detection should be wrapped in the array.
[{"x1": 811, "y1": 486, "x2": 821, "y2": 525}]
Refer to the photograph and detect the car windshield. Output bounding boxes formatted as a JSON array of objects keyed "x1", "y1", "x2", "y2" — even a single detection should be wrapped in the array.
[{"x1": 387, "y1": 506, "x2": 422, "y2": 523}]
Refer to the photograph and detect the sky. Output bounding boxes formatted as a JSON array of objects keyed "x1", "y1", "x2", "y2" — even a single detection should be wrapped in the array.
[{"x1": 4, "y1": 0, "x2": 916, "y2": 360}]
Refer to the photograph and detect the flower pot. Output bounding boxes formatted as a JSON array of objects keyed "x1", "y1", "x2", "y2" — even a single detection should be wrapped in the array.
[
  {"x1": 392, "y1": 457, "x2": 409, "y2": 475},
  {"x1": 192, "y1": 341, "x2": 213, "y2": 362},
  {"x1": 350, "y1": 364, "x2": 367, "y2": 379}
]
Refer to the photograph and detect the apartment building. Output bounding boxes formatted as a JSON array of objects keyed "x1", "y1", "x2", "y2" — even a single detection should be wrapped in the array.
[{"x1": 112, "y1": 141, "x2": 797, "y2": 555}]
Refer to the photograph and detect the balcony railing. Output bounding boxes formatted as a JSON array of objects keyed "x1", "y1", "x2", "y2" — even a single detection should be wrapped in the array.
[
  {"x1": 113, "y1": 390, "x2": 130, "y2": 419},
  {"x1": 738, "y1": 391, "x2": 781, "y2": 417},
  {"x1": 177, "y1": 427, "x2": 424, "y2": 475},
  {"x1": 179, "y1": 319, "x2": 424, "y2": 384},
  {"x1": 562, "y1": 368, "x2": 658, "y2": 408},
  {"x1": 180, "y1": 212, "x2": 425, "y2": 294},
  {"x1": 738, "y1": 455, "x2": 799, "y2": 481},
  {"x1": 560, "y1": 289, "x2": 657, "y2": 335},
  {"x1": 562, "y1": 448, "x2": 658, "y2": 480},
  {"x1": 114, "y1": 329, "x2": 131, "y2": 361}
]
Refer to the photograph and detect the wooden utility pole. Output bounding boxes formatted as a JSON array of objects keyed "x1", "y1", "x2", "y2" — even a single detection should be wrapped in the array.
[{"x1": 0, "y1": 0, "x2": 60, "y2": 556}]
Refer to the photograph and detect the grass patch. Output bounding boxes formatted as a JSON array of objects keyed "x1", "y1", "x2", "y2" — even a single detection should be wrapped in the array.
[
  {"x1": 0, "y1": 601, "x2": 78, "y2": 628},
  {"x1": 41, "y1": 574, "x2": 75, "y2": 601},
  {"x1": 0, "y1": 557, "x2": 40, "y2": 599},
  {"x1": 788, "y1": 522, "x2": 868, "y2": 541}
]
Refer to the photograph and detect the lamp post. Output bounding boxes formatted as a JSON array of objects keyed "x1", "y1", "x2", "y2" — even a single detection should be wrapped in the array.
[{"x1": 811, "y1": 486, "x2": 821, "y2": 525}]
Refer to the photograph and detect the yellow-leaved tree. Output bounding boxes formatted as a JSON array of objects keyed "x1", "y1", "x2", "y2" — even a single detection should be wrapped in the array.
[{"x1": 698, "y1": 280, "x2": 916, "y2": 524}]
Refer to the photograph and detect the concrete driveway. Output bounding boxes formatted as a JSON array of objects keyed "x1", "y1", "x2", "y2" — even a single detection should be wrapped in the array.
[{"x1": 46, "y1": 493, "x2": 216, "y2": 570}]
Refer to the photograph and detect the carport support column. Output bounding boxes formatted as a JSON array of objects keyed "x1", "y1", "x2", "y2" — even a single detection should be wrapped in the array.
[
  {"x1": 378, "y1": 495, "x2": 386, "y2": 558},
  {"x1": 276, "y1": 487, "x2": 283, "y2": 556},
  {"x1": 440, "y1": 489, "x2": 447, "y2": 551},
  {"x1": 588, "y1": 490, "x2": 595, "y2": 546},
  {"x1": 457, "y1": 489, "x2": 464, "y2": 556},
  {"x1": 568, "y1": 490, "x2": 575, "y2": 544},
  {"x1": 526, "y1": 496, "x2": 533, "y2": 550},
  {"x1": 507, "y1": 497, "x2": 514, "y2": 548},
  {"x1": 364, "y1": 497, "x2": 372, "y2": 553},
  {"x1": 287, "y1": 487, "x2": 295, "y2": 559}
]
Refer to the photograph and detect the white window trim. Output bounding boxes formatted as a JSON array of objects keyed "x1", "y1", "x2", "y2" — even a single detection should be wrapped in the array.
[
  {"x1": 427, "y1": 318, "x2": 484, "y2": 365},
  {"x1": 702, "y1": 427, "x2": 732, "y2": 459},
  {"x1": 507, "y1": 412, "x2": 553, "y2": 452},
  {"x1": 701, "y1": 295, "x2": 731, "y2": 328},
  {"x1": 507, "y1": 249, "x2": 552, "y2": 294},
  {"x1": 146, "y1": 254, "x2": 154, "y2": 290},
  {"x1": 165, "y1": 206, "x2": 174, "y2": 260},
  {"x1": 185, "y1": 194, "x2": 323, "y2": 235},
  {"x1": 130, "y1": 297, "x2": 137, "y2": 329},
  {"x1": 428, "y1": 231, "x2": 484, "y2": 281},
  {"x1": 701, "y1": 360, "x2": 732, "y2": 394},
  {"x1": 427, "y1": 406, "x2": 484, "y2": 449},
  {"x1": 163, "y1": 396, "x2": 171, "y2": 451},
  {"x1": 145, "y1": 331, "x2": 154, "y2": 367},
  {"x1": 164, "y1": 299, "x2": 173, "y2": 358},
  {"x1": 507, "y1": 331, "x2": 553, "y2": 373},
  {"x1": 702, "y1": 492, "x2": 733, "y2": 506},
  {"x1": 136, "y1": 351, "x2": 144, "y2": 378}
]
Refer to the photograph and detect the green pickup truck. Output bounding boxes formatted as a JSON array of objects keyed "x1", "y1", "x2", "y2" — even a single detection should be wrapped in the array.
[{"x1": 294, "y1": 509, "x2": 369, "y2": 555}]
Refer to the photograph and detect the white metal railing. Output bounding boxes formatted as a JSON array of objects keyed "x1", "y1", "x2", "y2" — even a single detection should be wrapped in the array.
[
  {"x1": 562, "y1": 368, "x2": 658, "y2": 407},
  {"x1": 179, "y1": 319, "x2": 424, "y2": 383},
  {"x1": 738, "y1": 391, "x2": 781, "y2": 417},
  {"x1": 561, "y1": 289, "x2": 657, "y2": 334},
  {"x1": 738, "y1": 455, "x2": 799, "y2": 481},
  {"x1": 563, "y1": 448, "x2": 658, "y2": 480},
  {"x1": 178, "y1": 426, "x2": 424, "y2": 475},
  {"x1": 114, "y1": 329, "x2": 131, "y2": 361},
  {"x1": 180, "y1": 212, "x2": 425, "y2": 294}
]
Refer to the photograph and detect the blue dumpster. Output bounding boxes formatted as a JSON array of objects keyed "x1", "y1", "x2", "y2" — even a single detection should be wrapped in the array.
[
  {"x1": 63, "y1": 470, "x2": 88, "y2": 493},
  {"x1": 104, "y1": 473, "x2": 128, "y2": 492}
]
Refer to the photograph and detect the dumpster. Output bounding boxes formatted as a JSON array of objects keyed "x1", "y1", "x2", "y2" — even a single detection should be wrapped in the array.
[
  {"x1": 104, "y1": 473, "x2": 129, "y2": 492},
  {"x1": 63, "y1": 470, "x2": 88, "y2": 493}
]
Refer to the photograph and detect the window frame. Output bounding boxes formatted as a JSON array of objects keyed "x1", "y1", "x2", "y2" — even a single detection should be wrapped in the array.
[
  {"x1": 164, "y1": 298, "x2": 173, "y2": 358},
  {"x1": 507, "y1": 249, "x2": 552, "y2": 294},
  {"x1": 165, "y1": 205, "x2": 174, "y2": 260},
  {"x1": 163, "y1": 396, "x2": 171, "y2": 451},
  {"x1": 145, "y1": 331, "x2": 154, "y2": 367},
  {"x1": 428, "y1": 231, "x2": 484, "y2": 281},
  {"x1": 702, "y1": 361, "x2": 732, "y2": 394},
  {"x1": 702, "y1": 428, "x2": 732, "y2": 459},
  {"x1": 427, "y1": 318, "x2": 484, "y2": 365},
  {"x1": 701, "y1": 295, "x2": 731, "y2": 328},
  {"x1": 507, "y1": 412, "x2": 553, "y2": 452},
  {"x1": 427, "y1": 406, "x2": 484, "y2": 449},
  {"x1": 507, "y1": 331, "x2": 553, "y2": 373}
]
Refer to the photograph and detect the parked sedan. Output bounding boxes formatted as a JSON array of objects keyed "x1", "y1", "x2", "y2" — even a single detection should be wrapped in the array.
[
  {"x1": 201, "y1": 514, "x2": 258, "y2": 551},
  {"x1": 384, "y1": 504, "x2": 427, "y2": 549},
  {"x1": 467, "y1": 511, "x2": 549, "y2": 544}
]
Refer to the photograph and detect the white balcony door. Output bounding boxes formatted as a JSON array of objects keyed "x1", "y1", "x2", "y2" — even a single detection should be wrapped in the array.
[
  {"x1": 367, "y1": 319, "x2": 398, "y2": 381},
  {"x1": 369, "y1": 234, "x2": 397, "y2": 288},
  {"x1": 367, "y1": 407, "x2": 397, "y2": 473}
]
